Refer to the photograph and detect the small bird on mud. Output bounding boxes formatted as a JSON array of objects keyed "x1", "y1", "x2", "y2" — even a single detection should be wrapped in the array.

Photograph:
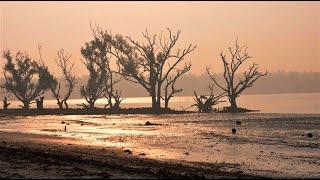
[
  {"x1": 232, "y1": 128, "x2": 237, "y2": 134},
  {"x1": 64, "y1": 125, "x2": 67, "y2": 132}
]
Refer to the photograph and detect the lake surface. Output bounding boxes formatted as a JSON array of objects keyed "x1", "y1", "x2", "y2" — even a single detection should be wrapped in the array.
[{"x1": 6, "y1": 93, "x2": 320, "y2": 114}]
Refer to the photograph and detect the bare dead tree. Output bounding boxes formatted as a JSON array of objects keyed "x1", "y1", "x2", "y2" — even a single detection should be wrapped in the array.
[
  {"x1": 111, "y1": 28, "x2": 196, "y2": 113},
  {"x1": 162, "y1": 63, "x2": 191, "y2": 109},
  {"x1": 193, "y1": 84, "x2": 225, "y2": 113},
  {"x1": 206, "y1": 39, "x2": 267, "y2": 112},
  {"x1": 50, "y1": 49, "x2": 77, "y2": 109}
]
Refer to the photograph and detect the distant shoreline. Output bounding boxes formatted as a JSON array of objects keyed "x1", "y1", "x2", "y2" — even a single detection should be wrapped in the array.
[
  {"x1": 0, "y1": 106, "x2": 264, "y2": 117},
  {"x1": 0, "y1": 108, "x2": 194, "y2": 117},
  {"x1": 1, "y1": 91, "x2": 319, "y2": 102}
]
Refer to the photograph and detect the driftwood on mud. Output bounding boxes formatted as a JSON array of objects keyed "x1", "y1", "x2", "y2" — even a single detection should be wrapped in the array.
[{"x1": 193, "y1": 85, "x2": 225, "y2": 113}]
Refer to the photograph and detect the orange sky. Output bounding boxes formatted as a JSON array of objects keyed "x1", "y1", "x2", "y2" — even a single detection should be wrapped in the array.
[{"x1": 0, "y1": 1, "x2": 319, "y2": 76}]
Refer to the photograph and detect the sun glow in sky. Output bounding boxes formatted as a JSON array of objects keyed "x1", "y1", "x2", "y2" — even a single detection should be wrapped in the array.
[{"x1": 0, "y1": 1, "x2": 319, "y2": 76}]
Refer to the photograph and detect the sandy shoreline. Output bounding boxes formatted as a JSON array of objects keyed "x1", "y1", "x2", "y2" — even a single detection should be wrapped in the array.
[{"x1": 0, "y1": 131, "x2": 260, "y2": 179}]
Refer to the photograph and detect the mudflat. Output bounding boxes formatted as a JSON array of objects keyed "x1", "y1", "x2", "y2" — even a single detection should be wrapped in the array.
[
  {"x1": 0, "y1": 132, "x2": 257, "y2": 179},
  {"x1": 0, "y1": 113, "x2": 319, "y2": 178}
]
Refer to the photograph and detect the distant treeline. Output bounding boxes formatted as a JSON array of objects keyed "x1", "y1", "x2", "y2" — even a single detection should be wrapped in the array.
[
  {"x1": 1, "y1": 71, "x2": 318, "y2": 101},
  {"x1": 174, "y1": 71, "x2": 320, "y2": 96}
]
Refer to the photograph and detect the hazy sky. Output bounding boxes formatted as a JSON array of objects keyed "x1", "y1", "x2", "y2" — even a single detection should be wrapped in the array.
[{"x1": 0, "y1": 1, "x2": 319, "y2": 76}]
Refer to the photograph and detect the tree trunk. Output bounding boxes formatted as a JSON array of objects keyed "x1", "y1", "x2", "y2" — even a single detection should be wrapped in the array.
[
  {"x1": 64, "y1": 101, "x2": 69, "y2": 109},
  {"x1": 36, "y1": 97, "x2": 44, "y2": 110},
  {"x1": 229, "y1": 96, "x2": 238, "y2": 112},
  {"x1": 57, "y1": 101, "x2": 63, "y2": 109},
  {"x1": 108, "y1": 93, "x2": 113, "y2": 109},
  {"x1": 156, "y1": 83, "x2": 161, "y2": 111},
  {"x1": 150, "y1": 65, "x2": 159, "y2": 113},
  {"x1": 151, "y1": 93, "x2": 157, "y2": 112},
  {"x1": 109, "y1": 78, "x2": 114, "y2": 108},
  {"x1": 150, "y1": 80, "x2": 158, "y2": 113},
  {"x1": 89, "y1": 101, "x2": 95, "y2": 110},
  {"x1": 22, "y1": 101, "x2": 30, "y2": 110},
  {"x1": 113, "y1": 101, "x2": 120, "y2": 110},
  {"x1": 164, "y1": 98, "x2": 169, "y2": 109},
  {"x1": 3, "y1": 97, "x2": 10, "y2": 110}
]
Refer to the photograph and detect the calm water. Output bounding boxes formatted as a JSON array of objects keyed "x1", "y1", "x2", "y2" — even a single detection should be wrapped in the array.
[{"x1": 6, "y1": 93, "x2": 320, "y2": 114}]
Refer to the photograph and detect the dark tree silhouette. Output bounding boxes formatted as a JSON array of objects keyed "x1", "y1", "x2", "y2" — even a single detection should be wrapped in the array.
[
  {"x1": 2, "y1": 50, "x2": 54, "y2": 109},
  {"x1": 80, "y1": 44, "x2": 107, "y2": 109},
  {"x1": 193, "y1": 84, "x2": 225, "y2": 113},
  {"x1": 80, "y1": 24, "x2": 122, "y2": 109},
  {"x1": 111, "y1": 28, "x2": 196, "y2": 113},
  {"x1": 206, "y1": 39, "x2": 267, "y2": 112},
  {"x1": 50, "y1": 49, "x2": 77, "y2": 109},
  {"x1": 88, "y1": 25, "x2": 123, "y2": 109}
]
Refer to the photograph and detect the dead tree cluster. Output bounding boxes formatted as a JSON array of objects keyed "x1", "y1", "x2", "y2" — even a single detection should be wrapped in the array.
[
  {"x1": 1, "y1": 50, "x2": 55, "y2": 109},
  {"x1": 0, "y1": 24, "x2": 266, "y2": 113}
]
